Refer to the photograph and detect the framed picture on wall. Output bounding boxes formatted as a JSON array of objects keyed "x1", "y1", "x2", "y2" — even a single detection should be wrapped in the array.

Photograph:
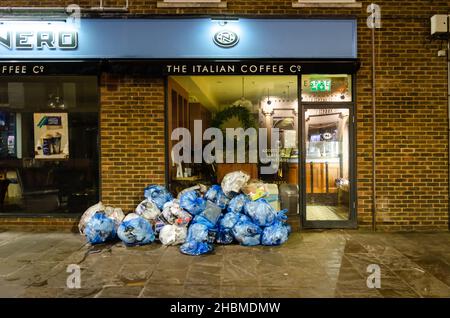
[{"x1": 33, "y1": 113, "x2": 69, "y2": 159}]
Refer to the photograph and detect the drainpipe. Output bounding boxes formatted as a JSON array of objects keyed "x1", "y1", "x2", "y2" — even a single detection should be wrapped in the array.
[{"x1": 371, "y1": 26, "x2": 377, "y2": 232}]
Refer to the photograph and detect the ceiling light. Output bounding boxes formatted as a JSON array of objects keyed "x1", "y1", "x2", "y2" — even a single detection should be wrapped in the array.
[{"x1": 231, "y1": 77, "x2": 253, "y2": 111}]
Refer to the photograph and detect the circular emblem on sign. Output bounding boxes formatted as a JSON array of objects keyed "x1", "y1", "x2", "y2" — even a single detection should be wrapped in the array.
[
  {"x1": 323, "y1": 132, "x2": 333, "y2": 140},
  {"x1": 213, "y1": 30, "x2": 239, "y2": 48}
]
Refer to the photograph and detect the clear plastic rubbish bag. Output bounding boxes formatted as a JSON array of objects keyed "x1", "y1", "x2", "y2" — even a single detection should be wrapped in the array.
[
  {"x1": 117, "y1": 213, "x2": 155, "y2": 246},
  {"x1": 232, "y1": 218, "x2": 262, "y2": 246},
  {"x1": 84, "y1": 212, "x2": 117, "y2": 245},
  {"x1": 180, "y1": 240, "x2": 214, "y2": 256},
  {"x1": 242, "y1": 181, "x2": 268, "y2": 201},
  {"x1": 261, "y1": 220, "x2": 290, "y2": 246},
  {"x1": 104, "y1": 206, "x2": 125, "y2": 229},
  {"x1": 198, "y1": 201, "x2": 222, "y2": 226},
  {"x1": 177, "y1": 184, "x2": 208, "y2": 199},
  {"x1": 221, "y1": 171, "x2": 250, "y2": 196},
  {"x1": 144, "y1": 185, "x2": 173, "y2": 210},
  {"x1": 227, "y1": 194, "x2": 249, "y2": 214},
  {"x1": 135, "y1": 199, "x2": 161, "y2": 222},
  {"x1": 78, "y1": 201, "x2": 105, "y2": 234},
  {"x1": 159, "y1": 224, "x2": 187, "y2": 246},
  {"x1": 204, "y1": 185, "x2": 230, "y2": 209},
  {"x1": 179, "y1": 190, "x2": 206, "y2": 215},
  {"x1": 161, "y1": 200, "x2": 192, "y2": 225},
  {"x1": 244, "y1": 198, "x2": 278, "y2": 227}
]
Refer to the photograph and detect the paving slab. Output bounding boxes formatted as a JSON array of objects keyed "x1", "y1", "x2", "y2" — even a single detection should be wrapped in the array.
[{"x1": 0, "y1": 230, "x2": 448, "y2": 298}]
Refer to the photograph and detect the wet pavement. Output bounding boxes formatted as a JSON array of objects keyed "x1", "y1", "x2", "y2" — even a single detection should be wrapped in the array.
[{"x1": 0, "y1": 230, "x2": 449, "y2": 298}]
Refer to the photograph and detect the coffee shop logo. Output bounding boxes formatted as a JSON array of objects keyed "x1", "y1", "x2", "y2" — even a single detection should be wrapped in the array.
[
  {"x1": 0, "y1": 30, "x2": 78, "y2": 50},
  {"x1": 213, "y1": 30, "x2": 239, "y2": 48}
]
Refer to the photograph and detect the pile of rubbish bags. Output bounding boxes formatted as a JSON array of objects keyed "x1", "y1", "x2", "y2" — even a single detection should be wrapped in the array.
[{"x1": 79, "y1": 171, "x2": 291, "y2": 256}]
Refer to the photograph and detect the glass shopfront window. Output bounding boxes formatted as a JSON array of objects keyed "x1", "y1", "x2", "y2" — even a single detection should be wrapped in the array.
[
  {"x1": 167, "y1": 75, "x2": 300, "y2": 222},
  {"x1": 0, "y1": 76, "x2": 99, "y2": 215}
]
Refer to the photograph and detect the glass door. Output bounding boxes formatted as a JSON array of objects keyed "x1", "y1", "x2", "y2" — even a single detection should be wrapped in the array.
[{"x1": 300, "y1": 75, "x2": 356, "y2": 228}]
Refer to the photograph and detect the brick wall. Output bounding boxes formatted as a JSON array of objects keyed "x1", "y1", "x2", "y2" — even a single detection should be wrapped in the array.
[
  {"x1": 1, "y1": 0, "x2": 449, "y2": 231},
  {"x1": 100, "y1": 74, "x2": 166, "y2": 212},
  {"x1": 0, "y1": 217, "x2": 79, "y2": 232}
]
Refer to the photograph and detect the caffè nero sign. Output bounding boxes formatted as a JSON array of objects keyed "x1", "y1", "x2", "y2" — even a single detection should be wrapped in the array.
[
  {"x1": 0, "y1": 30, "x2": 78, "y2": 50},
  {"x1": 213, "y1": 30, "x2": 239, "y2": 48}
]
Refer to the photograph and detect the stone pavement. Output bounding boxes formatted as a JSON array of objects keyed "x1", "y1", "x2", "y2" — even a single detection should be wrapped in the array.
[{"x1": 0, "y1": 230, "x2": 449, "y2": 298}]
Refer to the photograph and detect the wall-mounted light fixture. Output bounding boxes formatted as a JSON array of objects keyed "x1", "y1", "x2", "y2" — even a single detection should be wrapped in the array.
[
  {"x1": 210, "y1": 17, "x2": 240, "y2": 28},
  {"x1": 210, "y1": 17, "x2": 240, "y2": 24}
]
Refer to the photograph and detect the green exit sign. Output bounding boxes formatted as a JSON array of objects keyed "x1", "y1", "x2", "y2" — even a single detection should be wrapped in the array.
[{"x1": 310, "y1": 79, "x2": 331, "y2": 92}]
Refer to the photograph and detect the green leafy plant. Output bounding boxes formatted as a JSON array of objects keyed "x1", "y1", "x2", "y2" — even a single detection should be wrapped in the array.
[{"x1": 211, "y1": 105, "x2": 257, "y2": 131}]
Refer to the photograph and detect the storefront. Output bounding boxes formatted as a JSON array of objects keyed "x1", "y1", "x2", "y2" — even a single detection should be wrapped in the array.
[{"x1": 0, "y1": 17, "x2": 360, "y2": 230}]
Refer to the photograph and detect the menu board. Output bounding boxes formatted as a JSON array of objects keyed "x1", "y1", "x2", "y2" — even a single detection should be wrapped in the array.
[{"x1": 33, "y1": 113, "x2": 69, "y2": 159}]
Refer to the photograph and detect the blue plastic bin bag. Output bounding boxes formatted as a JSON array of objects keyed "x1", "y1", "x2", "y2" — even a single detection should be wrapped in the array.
[
  {"x1": 244, "y1": 198, "x2": 278, "y2": 227},
  {"x1": 216, "y1": 228, "x2": 234, "y2": 244},
  {"x1": 232, "y1": 219, "x2": 262, "y2": 246},
  {"x1": 117, "y1": 213, "x2": 155, "y2": 246},
  {"x1": 204, "y1": 185, "x2": 230, "y2": 209},
  {"x1": 185, "y1": 222, "x2": 209, "y2": 242},
  {"x1": 227, "y1": 194, "x2": 249, "y2": 214},
  {"x1": 237, "y1": 213, "x2": 252, "y2": 223},
  {"x1": 261, "y1": 221, "x2": 290, "y2": 246},
  {"x1": 84, "y1": 212, "x2": 117, "y2": 244},
  {"x1": 206, "y1": 228, "x2": 218, "y2": 244},
  {"x1": 180, "y1": 241, "x2": 214, "y2": 256},
  {"x1": 179, "y1": 190, "x2": 206, "y2": 215},
  {"x1": 193, "y1": 215, "x2": 216, "y2": 230},
  {"x1": 220, "y1": 212, "x2": 241, "y2": 229},
  {"x1": 276, "y1": 209, "x2": 289, "y2": 221},
  {"x1": 180, "y1": 221, "x2": 215, "y2": 255},
  {"x1": 144, "y1": 185, "x2": 173, "y2": 210},
  {"x1": 216, "y1": 212, "x2": 239, "y2": 244}
]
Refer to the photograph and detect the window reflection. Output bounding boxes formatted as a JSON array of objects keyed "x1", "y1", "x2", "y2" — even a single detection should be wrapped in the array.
[{"x1": 0, "y1": 76, "x2": 99, "y2": 215}]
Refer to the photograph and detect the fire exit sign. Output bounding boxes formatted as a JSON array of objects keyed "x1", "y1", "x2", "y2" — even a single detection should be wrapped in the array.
[{"x1": 310, "y1": 79, "x2": 331, "y2": 92}]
